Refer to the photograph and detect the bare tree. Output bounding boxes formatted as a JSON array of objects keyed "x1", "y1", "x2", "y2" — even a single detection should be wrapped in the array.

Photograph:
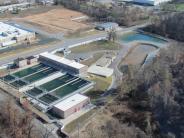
[{"x1": 107, "y1": 28, "x2": 117, "y2": 42}]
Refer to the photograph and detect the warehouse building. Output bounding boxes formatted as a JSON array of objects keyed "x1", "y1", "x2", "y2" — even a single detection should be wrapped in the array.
[
  {"x1": 0, "y1": 22, "x2": 36, "y2": 47},
  {"x1": 133, "y1": 0, "x2": 171, "y2": 5},
  {"x1": 116, "y1": 0, "x2": 170, "y2": 5},
  {"x1": 53, "y1": 94, "x2": 90, "y2": 118},
  {"x1": 39, "y1": 52, "x2": 88, "y2": 76}
]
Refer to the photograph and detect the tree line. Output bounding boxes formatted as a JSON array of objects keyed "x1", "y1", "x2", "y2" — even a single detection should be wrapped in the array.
[
  {"x1": 143, "y1": 12, "x2": 184, "y2": 42},
  {"x1": 0, "y1": 98, "x2": 55, "y2": 138},
  {"x1": 54, "y1": 0, "x2": 151, "y2": 26},
  {"x1": 80, "y1": 44, "x2": 184, "y2": 138},
  {"x1": 109, "y1": 44, "x2": 184, "y2": 138}
]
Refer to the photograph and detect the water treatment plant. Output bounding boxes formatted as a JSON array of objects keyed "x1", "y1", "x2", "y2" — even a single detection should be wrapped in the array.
[
  {"x1": 0, "y1": 53, "x2": 94, "y2": 119},
  {"x1": 0, "y1": 1, "x2": 178, "y2": 137}
]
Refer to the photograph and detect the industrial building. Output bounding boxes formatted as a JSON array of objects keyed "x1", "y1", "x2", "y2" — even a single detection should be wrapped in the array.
[
  {"x1": 39, "y1": 52, "x2": 88, "y2": 76},
  {"x1": 53, "y1": 94, "x2": 90, "y2": 118},
  {"x1": 1, "y1": 52, "x2": 94, "y2": 118},
  {"x1": 122, "y1": 0, "x2": 171, "y2": 5},
  {"x1": 88, "y1": 53, "x2": 115, "y2": 77},
  {"x1": 0, "y1": 22, "x2": 36, "y2": 47},
  {"x1": 0, "y1": 2, "x2": 32, "y2": 13},
  {"x1": 95, "y1": 22, "x2": 119, "y2": 31},
  {"x1": 36, "y1": 0, "x2": 54, "y2": 5}
]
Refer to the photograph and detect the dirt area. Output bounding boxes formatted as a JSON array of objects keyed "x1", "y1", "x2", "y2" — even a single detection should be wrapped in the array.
[
  {"x1": 15, "y1": 8, "x2": 90, "y2": 33},
  {"x1": 121, "y1": 44, "x2": 157, "y2": 65}
]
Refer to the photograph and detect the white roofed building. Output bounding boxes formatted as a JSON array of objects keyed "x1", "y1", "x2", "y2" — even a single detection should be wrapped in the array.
[
  {"x1": 0, "y1": 22, "x2": 35, "y2": 47},
  {"x1": 39, "y1": 52, "x2": 88, "y2": 76},
  {"x1": 53, "y1": 94, "x2": 90, "y2": 118}
]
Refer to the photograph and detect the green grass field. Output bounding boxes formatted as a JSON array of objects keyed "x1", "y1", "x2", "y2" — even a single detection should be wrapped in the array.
[
  {"x1": 70, "y1": 40, "x2": 120, "y2": 54},
  {"x1": 65, "y1": 29, "x2": 101, "y2": 39}
]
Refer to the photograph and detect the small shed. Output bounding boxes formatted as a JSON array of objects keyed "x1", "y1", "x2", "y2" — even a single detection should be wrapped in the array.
[
  {"x1": 95, "y1": 22, "x2": 119, "y2": 31},
  {"x1": 14, "y1": 57, "x2": 27, "y2": 68},
  {"x1": 27, "y1": 56, "x2": 38, "y2": 65}
]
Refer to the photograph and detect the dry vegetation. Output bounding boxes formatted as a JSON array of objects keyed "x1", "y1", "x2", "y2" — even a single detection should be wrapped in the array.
[
  {"x1": 120, "y1": 44, "x2": 157, "y2": 65},
  {"x1": 17, "y1": 8, "x2": 90, "y2": 33},
  {"x1": 72, "y1": 43, "x2": 184, "y2": 138},
  {"x1": 0, "y1": 96, "x2": 55, "y2": 138},
  {"x1": 143, "y1": 12, "x2": 184, "y2": 42},
  {"x1": 55, "y1": 0, "x2": 151, "y2": 26}
]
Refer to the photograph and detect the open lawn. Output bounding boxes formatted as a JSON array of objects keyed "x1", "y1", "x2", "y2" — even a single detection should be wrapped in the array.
[
  {"x1": 81, "y1": 52, "x2": 104, "y2": 66},
  {"x1": 65, "y1": 29, "x2": 102, "y2": 39},
  {"x1": 70, "y1": 40, "x2": 120, "y2": 54}
]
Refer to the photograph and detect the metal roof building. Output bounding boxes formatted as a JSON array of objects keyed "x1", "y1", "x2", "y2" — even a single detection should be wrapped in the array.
[
  {"x1": 0, "y1": 22, "x2": 35, "y2": 47},
  {"x1": 39, "y1": 52, "x2": 88, "y2": 76},
  {"x1": 53, "y1": 94, "x2": 90, "y2": 118}
]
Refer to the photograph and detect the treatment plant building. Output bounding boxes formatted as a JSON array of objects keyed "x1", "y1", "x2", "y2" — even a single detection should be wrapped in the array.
[
  {"x1": 53, "y1": 94, "x2": 90, "y2": 118},
  {"x1": 39, "y1": 52, "x2": 88, "y2": 76}
]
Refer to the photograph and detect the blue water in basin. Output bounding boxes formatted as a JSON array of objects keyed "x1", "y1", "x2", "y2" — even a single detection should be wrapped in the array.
[{"x1": 120, "y1": 32, "x2": 167, "y2": 44}]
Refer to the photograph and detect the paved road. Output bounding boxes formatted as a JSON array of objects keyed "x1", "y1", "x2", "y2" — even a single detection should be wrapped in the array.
[
  {"x1": 109, "y1": 43, "x2": 133, "y2": 88},
  {"x1": 0, "y1": 33, "x2": 107, "y2": 66}
]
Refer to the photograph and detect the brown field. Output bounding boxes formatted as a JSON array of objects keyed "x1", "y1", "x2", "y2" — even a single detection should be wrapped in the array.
[
  {"x1": 122, "y1": 44, "x2": 157, "y2": 65},
  {"x1": 18, "y1": 8, "x2": 90, "y2": 33}
]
